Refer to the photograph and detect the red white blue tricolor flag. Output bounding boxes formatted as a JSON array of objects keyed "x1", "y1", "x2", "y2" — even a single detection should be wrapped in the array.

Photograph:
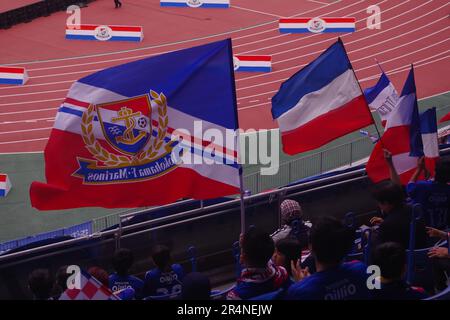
[
  {"x1": 364, "y1": 72, "x2": 399, "y2": 127},
  {"x1": 279, "y1": 18, "x2": 356, "y2": 33},
  {"x1": 366, "y1": 66, "x2": 425, "y2": 184},
  {"x1": 30, "y1": 39, "x2": 240, "y2": 210},
  {"x1": 65, "y1": 25, "x2": 144, "y2": 42},
  {"x1": 271, "y1": 39, "x2": 373, "y2": 155},
  {"x1": 160, "y1": 0, "x2": 230, "y2": 8},
  {"x1": 420, "y1": 107, "x2": 439, "y2": 176},
  {"x1": 0, "y1": 66, "x2": 28, "y2": 85},
  {"x1": 233, "y1": 55, "x2": 272, "y2": 73}
]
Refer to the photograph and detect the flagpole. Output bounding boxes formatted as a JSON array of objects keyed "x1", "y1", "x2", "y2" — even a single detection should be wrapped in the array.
[
  {"x1": 227, "y1": 38, "x2": 246, "y2": 234},
  {"x1": 374, "y1": 58, "x2": 385, "y2": 74},
  {"x1": 338, "y1": 37, "x2": 384, "y2": 144}
]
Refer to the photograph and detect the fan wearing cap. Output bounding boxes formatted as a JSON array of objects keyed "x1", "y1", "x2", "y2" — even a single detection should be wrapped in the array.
[{"x1": 271, "y1": 199, "x2": 311, "y2": 250}]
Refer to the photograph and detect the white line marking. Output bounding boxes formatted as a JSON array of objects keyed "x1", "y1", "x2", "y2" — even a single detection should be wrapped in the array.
[{"x1": 231, "y1": 5, "x2": 282, "y2": 18}]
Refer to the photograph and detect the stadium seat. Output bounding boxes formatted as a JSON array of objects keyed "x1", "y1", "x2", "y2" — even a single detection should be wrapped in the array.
[
  {"x1": 423, "y1": 285, "x2": 450, "y2": 300},
  {"x1": 143, "y1": 293, "x2": 180, "y2": 300},
  {"x1": 249, "y1": 288, "x2": 284, "y2": 300},
  {"x1": 188, "y1": 245, "x2": 197, "y2": 272},
  {"x1": 210, "y1": 286, "x2": 235, "y2": 300},
  {"x1": 232, "y1": 241, "x2": 241, "y2": 278}
]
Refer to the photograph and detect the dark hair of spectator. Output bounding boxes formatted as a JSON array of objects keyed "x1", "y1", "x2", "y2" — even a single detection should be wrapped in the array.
[
  {"x1": 152, "y1": 245, "x2": 171, "y2": 271},
  {"x1": 28, "y1": 269, "x2": 53, "y2": 300},
  {"x1": 371, "y1": 181, "x2": 406, "y2": 208},
  {"x1": 113, "y1": 248, "x2": 134, "y2": 277},
  {"x1": 181, "y1": 272, "x2": 211, "y2": 300},
  {"x1": 242, "y1": 229, "x2": 275, "y2": 268},
  {"x1": 275, "y1": 238, "x2": 302, "y2": 276},
  {"x1": 88, "y1": 267, "x2": 109, "y2": 287},
  {"x1": 372, "y1": 242, "x2": 406, "y2": 280},
  {"x1": 434, "y1": 160, "x2": 450, "y2": 184},
  {"x1": 310, "y1": 216, "x2": 355, "y2": 265}
]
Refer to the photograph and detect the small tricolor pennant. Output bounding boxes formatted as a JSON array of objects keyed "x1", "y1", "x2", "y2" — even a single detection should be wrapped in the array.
[
  {"x1": 0, "y1": 66, "x2": 28, "y2": 85},
  {"x1": 0, "y1": 174, "x2": 12, "y2": 197},
  {"x1": 160, "y1": 0, "x2": 230, "y2": 8},
  {"x1": 279, "y1": 17, "x2": 356, "y2": 33},
  {"x1": 233, "y1": 55, "x2": 272, "y2": 72},
  {"x1": 65, "y1": 25, "x2": 144, "y2": 42}
]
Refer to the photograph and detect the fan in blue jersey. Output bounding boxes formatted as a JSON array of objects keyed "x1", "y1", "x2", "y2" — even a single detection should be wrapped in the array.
[
  {"x1": 287, "y1": 216, "x2": 371, "y2": 300},
  {"x1": 372, "y1": 242, "x2": 429, "y2": 299},
  {"x1": 143, "y1": 245, "x2": 185, "y2": 298},
  {"x1": 407, "y1": 159, "x2": 450, "y2": 230},
  {"x1": 108, "y1": 248, "x2": 144, "y2": 299}
]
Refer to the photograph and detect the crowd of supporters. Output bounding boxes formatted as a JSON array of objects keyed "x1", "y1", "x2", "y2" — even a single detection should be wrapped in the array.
[{"x1": 26, "y1": 158, "x2": 449, "y2": 300}]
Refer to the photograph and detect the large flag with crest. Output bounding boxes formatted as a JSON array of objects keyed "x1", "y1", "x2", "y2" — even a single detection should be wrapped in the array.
[{"x1": 30, "y1": 39, "x2": 241, "y2": 210}]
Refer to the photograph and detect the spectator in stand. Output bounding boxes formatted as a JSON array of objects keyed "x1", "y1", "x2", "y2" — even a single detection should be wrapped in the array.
[
  {"x1": 286, "y1": 216, "x2": 371, "y2": 300},
  {"x1": 371, "y1": 242, "x2": 429, "y2": 300},
  {"x1": 88, "y1": 266, "x2": 109, "y2": 287},
  {"x1": 427, "y1": 227, "x2": 450, "y2": 292},
  {"x1": 51, "y1": 265, "x2": 70, "y2": 300},
  {"x1": 370, "y1": 179, "x2": 428, "y2": 249},
  {"x1": 28, "y1": 269, "x2": 53, "y2": 300},
  {"x1": 407, "y1": 159, "x2": 450, "y2": 230},
  {"x1": 143, "y1": 245, "x2": 185, "y2": 298},
  {"x1": 272, "y1": 238, "x2": 302, "y2": 282},
  {"x1": 227, "y1": 228, "x2": 289, "y2": 300},
  {"x1": 181, "y1": 272, "x2": 211, "y2": 300},
  {"x1": 109, "y1": 248, "x2": 144, "y2": 299},
  {"x1": 271, "y1": 199, "x2": 310, "y2": 250}
]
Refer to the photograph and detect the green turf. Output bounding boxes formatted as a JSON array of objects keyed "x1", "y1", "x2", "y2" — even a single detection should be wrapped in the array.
[{"x1": 0, "y1": 92, "x2": 449, "y2": 242}]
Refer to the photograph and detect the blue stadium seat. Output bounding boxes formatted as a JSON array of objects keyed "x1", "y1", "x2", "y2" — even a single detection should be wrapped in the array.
[
  {"x1": 424, "y1": 285, "x2": 450, "y2": 300},
  {"x1": 232, "y1": 241, "x2": 241, "y2": 278},
  {"x1": 143, "y1": 292, "x2": 180, "y2": 300},
  {"x1": 249, "y1": 288, "x2": 284, "y2": 300},
  {"x1": 210, "y1": 286, "x2": 235, "y2": 300},
  {"x1": 188, "y1": 245, "x2": 197, "y2": 272}
]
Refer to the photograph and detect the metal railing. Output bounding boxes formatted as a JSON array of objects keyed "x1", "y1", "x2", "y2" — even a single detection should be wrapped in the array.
[{"x1": 244, "y1": 136, "x2": 375, "y2": 194}]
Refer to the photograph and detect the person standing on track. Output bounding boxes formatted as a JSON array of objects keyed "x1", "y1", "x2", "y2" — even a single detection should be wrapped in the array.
[{"x1": 114, "y1": 0, "x2": 122, "y2": 8}]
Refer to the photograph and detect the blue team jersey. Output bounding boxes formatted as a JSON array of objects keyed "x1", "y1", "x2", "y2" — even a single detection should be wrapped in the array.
[
  {"x1": 144, "y1": 264, "x2": 184, "y2": 297},
  {"x1": 286, "y1": 261, "x2": 371, "y2": 300},
  {"x1": 407, "y1": 181, "x2": 450, "y2": 229},
  {"x1": 372, "y1": 281, "x2": 429, "y2": 300},
  {"x1": 108, "y1": 274, "x2": 144, "y2": 298}
]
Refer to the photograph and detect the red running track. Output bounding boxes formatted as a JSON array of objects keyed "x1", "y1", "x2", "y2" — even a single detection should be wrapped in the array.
[{"x1": 0, "y1": 0, "x2": 448, "y2": 153}]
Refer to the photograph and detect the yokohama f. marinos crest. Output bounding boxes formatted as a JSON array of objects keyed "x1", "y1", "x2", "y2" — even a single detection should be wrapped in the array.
[{"x1": 74, "y1": 90, "x2": 177, "y2": 184}]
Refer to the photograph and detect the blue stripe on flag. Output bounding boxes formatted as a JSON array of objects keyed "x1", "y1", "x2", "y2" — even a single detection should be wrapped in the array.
[
  {"x1": 402, "y1": 67, "x2": 423, "y2": 157},
  {"x1": 77, "y1": 39, "x2": 237, "y2": 130},
  {"x1": 271, "y1": 40, "x2": 351, "y2": 119},
  {"x1": 0, "y1": 78, "x2": 23, "y2": 85},
  {"x1": 321, "y1": 28, "x2": 356, "y2": 33},
  {"x1": 0, "y1": 190, "x2": 5, "y2": 197},
  {"x1": 65, "y1": 35, "x2": 97, "y2": 40},
  {"x1": 420, "y1": 107, "x2": 437, "y2": 134},
  {"x1": 236, "y1": 66, "x2": 271, "y2": 72},
  {"x1": 59, "y1": 107, "x2": 99, "y2": 121},
  {"x1": 364, "y1": 72, "x2": 390, "y2": 104},
  {"x1": 65, "y1": 35, "x2": 141, "y2": 42}
]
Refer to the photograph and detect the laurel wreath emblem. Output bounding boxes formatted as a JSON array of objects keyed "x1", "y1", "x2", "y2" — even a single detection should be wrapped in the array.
[{"x1": 81, "y1": 90, "x2": 168, "y2": 166}]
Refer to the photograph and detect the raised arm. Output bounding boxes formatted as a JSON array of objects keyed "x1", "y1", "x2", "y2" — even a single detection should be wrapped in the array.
[
  {"x1": 409, "y1": 156, "x2": 425, "y2": 184},
  {"x1": 383, "y1": 149, "x2": 401, "y2": 186}
]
